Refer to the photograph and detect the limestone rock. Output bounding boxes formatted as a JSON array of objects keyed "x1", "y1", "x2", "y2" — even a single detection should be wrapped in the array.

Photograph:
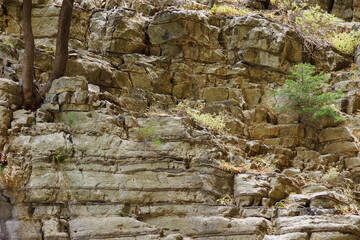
[
  {"x1": 11, "y1": 109, "x2": 35, "y2": 131},
  {"x1": 0, "y1": 106, "x2": 11, "y2": 135},
  {"x1": 0, "y1": 78, "x2": 22, "y2": 107},
  {"x1": 310, "y1": 232, "x2": 358, "y2": 240},
  {"x1": 234, "y1": 174, "x2": 270, "y2": 207},
  {"x1": 312, "y1": 46, "x2": 352, "y2": 72},
  {"x1": 319, "y1": 127, "x2": 355, "y2": 142},
  {"x1": 331, "y1": 0, "x2": 353, "y2": 21},
  {"x1": 6, "y1": 220, "x2": 42, "y2": 240},
  {"x1": 263, "y1": 232, "x2": 308, "y2": 240},
  {"x1": 69, "y1": 217, "x2": 161, "y2": 239},
  {"x1": 89, "y1": 8, "x2": 146, "y2": 54},
  {"x1": 48, "y1": 76, "x2": 88, "y2": 94},
  {"x1": 275, "y1": 215, "x2": 360, "y2": 235}
]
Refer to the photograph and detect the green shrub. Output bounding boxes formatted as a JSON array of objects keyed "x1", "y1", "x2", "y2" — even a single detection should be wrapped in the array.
[
  {"x1": 274, "y1": 63, "x2": 344, "y2": 122},
  {"x1": 186, "y1": 108, "x2": 226, "y2": 133},
  {"x1": 331, "y1": 30, "x2": 360, "y2": 55},
  {"x1": 210, "y1": 4, "x2": 251, "y2": 16},
  {"x1": 295, "y1": 5, "x2": 341, "y2": 39},
  {"x1": 53, "y1": 149, "x2": 72, "y2": 165}
]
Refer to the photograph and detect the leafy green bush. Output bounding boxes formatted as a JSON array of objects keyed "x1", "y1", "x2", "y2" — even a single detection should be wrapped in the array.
[
  {"x1": 176, "y1": 102, "x2": 226, "y2": 133},
  {"x1": 186, "y1": 108, "x2": 226, "y2": 133},
  {"x1": 274, "y1": 63, "x2": 344, "y2": 122},
  {"x1": 210, "y1": 4, "x2": 251, "y2": 16},
  {"x1": 295, "y1": 5, "x2": 341, "y2": 36},
  {"x1": 331, "y1": 30, "x2": 360, "y2": 55}
]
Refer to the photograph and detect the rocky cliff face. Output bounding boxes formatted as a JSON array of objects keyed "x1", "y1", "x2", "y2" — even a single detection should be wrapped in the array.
[{"x1": 1, "y1": 0, "x2": 360, "y2": 239}]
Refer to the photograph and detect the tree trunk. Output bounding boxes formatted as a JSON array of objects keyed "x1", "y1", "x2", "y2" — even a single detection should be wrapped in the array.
[
  {"x1": 22, "y1": 0, "x2": 42, "y2": 110},
  {"x1": 40, "y1": 0, "x2": 74, "y2": 96}
]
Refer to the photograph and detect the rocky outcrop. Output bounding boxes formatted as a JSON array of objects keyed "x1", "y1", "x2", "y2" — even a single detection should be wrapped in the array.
[{"x1": 1, "y1": 1, "x2": 360, "y2": 239}]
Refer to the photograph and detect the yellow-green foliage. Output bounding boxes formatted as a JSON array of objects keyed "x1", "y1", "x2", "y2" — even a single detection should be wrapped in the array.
[
  {"x1": 2, "y1": 40, "x2": 14, "y2": 48},
  {"x1": 216, "y1": 195, "x2": 234, "y2": 205},
  {"x1": 210, "y1": 4, "x2": 251, "y2": 16},
  {"x1": 271, "y1": 0, "x2": 307, "y2": 12},
  {"x1": 186, "y1": 108, "x2": 226, "y2": 132},
  {"x1": 271, "y1": 0, "x2": 345, "y2": 51},
  {"x1": 331, "y1": 30, "x2": 360, "y2": 55},
  {"x1": 295, "y1": 5, "x2": 341, "y2": 35}
]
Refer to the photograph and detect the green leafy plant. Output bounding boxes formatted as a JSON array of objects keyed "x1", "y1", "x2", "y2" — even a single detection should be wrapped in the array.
[
  {"x1": 66, "y1": 112, "x2": 77, "y2": 127},
  {"x1": 274, "y1": 199, "x2": 287, "y2": 208},
  {"x1": 53, "y1": 149, "x2": 72, "y2": 165},
  {"x1": 137, "y1": 124, "x2": 157, "y2": 142},
  {"x1": 3, "y1": 40, "x2": 14, "y2": 47},
  {"x1": 137, "y1": 123, "x2": 163, "y2": 149},
  {"x1": 331, "y1": 30, "x2": 360, "y2": 55},
  {"x1": 295, "y1": 5, "x2": 341, "y2": 36},
  {"x1": 210, "y1": 4, "x2": 251, "y2": 16},
  {"x1": 274, "y1": 63, "x2": 344, "y2": 122},
  {"x1": 186, "y1": 108, "x2": 226, "y2": 133}
]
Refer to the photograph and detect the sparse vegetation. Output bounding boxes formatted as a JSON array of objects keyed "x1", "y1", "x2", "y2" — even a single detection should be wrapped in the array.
[
  {"x1": 270, "y1": 0, "x2": 355, "y2": 54},
  {"x1": 216, "y1": 195, "x2": 234, "y2": 205},
  {"x1": 53, "y1": 149, "x2": 72, "y2": 165},
  {"x1": 210, "y1": 4, "x2": 251, "y2": 16},
  {"x1": 66, "y1": 112, "x2": 77, "y2": 127},
  {"x1": 331, "y1": 30, "x2": 360, "y2": 55},
  {"x1": 136, "y1": 123, "x2": 163, "y2": 149},
  {"x1": 274, "y1": 63, "x2": 344, "y2": 122},
  {"x1": 274, "y1": 199, "x2": 287, "y2": 208},
  {"x1": 176, "y1": 102, "x2": 226, "y2": 134},
  {"x1": 2, "y1": 40, "x2": 14, "y2": 47}
]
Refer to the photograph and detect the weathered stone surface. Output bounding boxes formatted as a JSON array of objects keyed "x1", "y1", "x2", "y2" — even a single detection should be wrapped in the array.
[
  {"x1": 89, "y1": 8, "x2": 146, "y2": 54},
  {"x1": 0, "y1": 78, "x2": 22, "y2": 107},
  {"x1": 229, "y1": 15, "x2": 303, "y2": 72},
  {"x1": 345, "y1": 157, "x2": 360, "y2": 169},
  {"x1": 332, "y1": 0, "x2": 353, "y2": 21},
  {"x1": 249, "y1": 124, "x2": 279, "y2": 139},
  {"x1": 48, "y1": 76, "x2": 88, "y2": 94},
  {"x1": 2, "y1": 2, "x2": 360, "y2": 239},
  {"x1": 310, "y1": 232, "x2": 358, "y2": 240},
  {"x1": 319, "y1": 127, "x2": 355, "y2": 142},
  {"x1": 5, "y1": 220, "x2": 42, "y2": 240},
  {"x1": 322, "y1": 141, "x2": 359, "y2": 154},
  {"x1": 263, "y1": 232, "x2": 308, "y2": 240},
  {"x1": 0, "y1": 106, "x2": 11, "y2": 134},
  {"x1": 234, "y1": 174, "x2": 270, "y2": 207},
  {"x1": 275, "y1": 215, "x2": 360, "y2": 235},
  {"x1": 11, "y1": 109, "x2": 35, "y2": 131},
  {"x1": 312, "y1": 46, "x2": 352, "y2": 72},
  {"x1": 145, "y1": 216, "x2": 269, "y2": 237},
  {"x1": 69, "y1": 217, "x2": 161, "y2": 239}
]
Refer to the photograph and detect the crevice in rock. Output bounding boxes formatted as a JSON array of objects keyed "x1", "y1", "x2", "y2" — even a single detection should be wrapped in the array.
[
  {"x1": 40, "y1": 220, "x2": 45, "y2": 240},
  {"x1": 328, "y1": 0, "x2": 335, "y2": 13}
]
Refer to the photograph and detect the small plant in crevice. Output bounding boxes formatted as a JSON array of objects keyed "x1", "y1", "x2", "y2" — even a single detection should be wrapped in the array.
[
  {"x1": 216, "y1": 195, "x2": 234, "y2": 205},
  {"x1": 273, "y1": 63, "x2": 344, "y2": 123},
  {"x1": 53, "y1": 149, "x2": 73, "y2": 166},
  {"x1": 274, "y1": 199, "x2": 287, "y2": 208},
  {"x1": 66, "y1": 112, "x2": 77, "y2": 127},
  {"x1": 136, "y1": 123, "x2": 163, "y2": 149},
  {"x1": 2, "y1": 40, "x2": 14, "y2": 48},
  {"x1": 175, "y1": 101, "x2": 227, "y2": 134}
]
